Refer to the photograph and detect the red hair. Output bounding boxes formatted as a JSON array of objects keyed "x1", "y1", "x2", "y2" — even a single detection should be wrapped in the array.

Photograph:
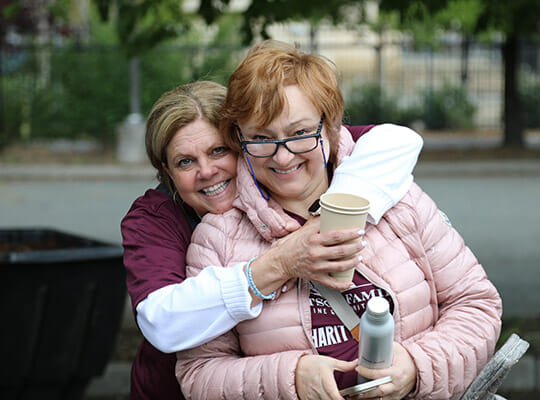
[{"x1": 220, "y1": 40, "x2": 344, "y2": 162}]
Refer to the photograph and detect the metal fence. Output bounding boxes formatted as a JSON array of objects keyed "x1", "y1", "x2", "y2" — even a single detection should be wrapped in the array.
[
  {"x1": 1, "y1": 37, "x2": 539, "y2": 143},
  {"x1": 304, "y1": 37, "x2": 539, "y2": 130}
]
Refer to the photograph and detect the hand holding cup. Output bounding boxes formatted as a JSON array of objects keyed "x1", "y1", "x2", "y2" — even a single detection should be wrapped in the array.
[{"x1": 319, "y1": 193, "x2": 370, "y2": 281}]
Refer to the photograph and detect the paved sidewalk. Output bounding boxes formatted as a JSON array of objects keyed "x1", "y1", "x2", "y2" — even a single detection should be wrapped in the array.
[
  {"x1": 0, "y1": 163, "x2": 155, "y2": 181},
  {"x1": 2, "y1": 158, "x2": 540, "y2": 181}
]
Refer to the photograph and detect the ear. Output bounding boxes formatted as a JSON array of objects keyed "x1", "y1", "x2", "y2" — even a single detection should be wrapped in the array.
[{"x1": 162, "y1": 161, "x2": 172, "y2": 178}]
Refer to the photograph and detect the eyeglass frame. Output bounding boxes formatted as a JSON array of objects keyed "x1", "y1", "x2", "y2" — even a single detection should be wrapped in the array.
[{"x1": 235, "y1": 114, "x2": 326, "y2": 158}]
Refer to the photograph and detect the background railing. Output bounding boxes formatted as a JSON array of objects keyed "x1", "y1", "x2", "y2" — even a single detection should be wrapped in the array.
[{"x1": 1, "y1": 38, "x2": 538, "y2": 146}]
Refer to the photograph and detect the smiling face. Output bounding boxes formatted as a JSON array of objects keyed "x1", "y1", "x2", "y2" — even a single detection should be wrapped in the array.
[
  {"x1": 238, "y1": 85, "x2": 330, "y2": 213},
  {"x1": 163, "y1": 118, "x2": 237, "y2": 216}
]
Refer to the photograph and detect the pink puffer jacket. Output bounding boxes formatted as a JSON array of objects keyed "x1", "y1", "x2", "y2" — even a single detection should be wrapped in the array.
[{"x1": 177, "y1": 129, "x2": 502, "y2": 400}]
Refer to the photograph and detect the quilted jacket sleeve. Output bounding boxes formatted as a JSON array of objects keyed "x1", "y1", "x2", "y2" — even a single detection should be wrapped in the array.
[
  {"x1": 403, "y1": 184, "x2": 502, "y2": 399},
  {"x1": 178, "y1": 214, "x2": 307, "y2": 399}
]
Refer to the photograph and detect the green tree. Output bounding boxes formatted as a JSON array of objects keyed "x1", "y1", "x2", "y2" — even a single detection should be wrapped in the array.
[
  {"x1": 197, "y1": 0, "x2": 360, "y2": 43},
  {"x1": 473, "y1": 0, "x2": 540, "y2": 147},
  {"x1": 95, "y1": 0, "x2": 188, "y2": 58},
  {"x1": 198, "y1": 0, "x2": 539, "y2": 148},
  {"x1": 94, "y1": 0, "x2": 189, "y2": 115},
  {"x1": 379, "y1": 0, "x2": 540, "y2": 147}
]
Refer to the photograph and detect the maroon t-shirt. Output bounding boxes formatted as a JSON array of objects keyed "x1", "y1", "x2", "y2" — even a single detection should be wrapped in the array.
[
  {"x1": 310, "y1": 275, "x2": 394, "y2": 389},
  {"x1": 122, "y1": 188, "x2": 196, "y2": 312},
  {"x1": 121, "y1": 188, "x2": 195, "y2": 400}
]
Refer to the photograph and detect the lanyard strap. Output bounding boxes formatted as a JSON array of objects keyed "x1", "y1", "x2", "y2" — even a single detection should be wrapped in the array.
[{"x1": 311, "y1": 281, "x2": 361, "y2": 342}]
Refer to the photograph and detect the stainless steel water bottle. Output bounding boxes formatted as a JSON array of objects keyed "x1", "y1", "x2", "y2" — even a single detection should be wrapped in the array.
[{"x1": 358, "y1": 297, "x2": 394, "y2": 381}]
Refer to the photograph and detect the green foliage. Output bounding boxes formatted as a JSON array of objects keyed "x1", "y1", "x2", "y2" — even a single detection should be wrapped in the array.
[
  {"x1": 20, "y1": 48, "x2": 130, "y2": 142},
  {"x1": 137, "y1": 13, "x2": 244, "y2": 109},
  {"x1": 344, "y1": 84, "x2": 422, "y2": 126},
  {"x1": 521, "y1": 81, "x2": 540, "y2": 129},
  {"x1": 139, "y1": 47, "x2": 239, "y2": 114},
  {"x1": 1, "y1": 42, "x2": 243, "y2": 143},
  {"x1": 96, "y1": 0, "x2": 189, "y2": 57},
  {"x1": 48, "y1": 0, "x2": 74, "y2": 22},
  {"x1": 0, "y1": 5, "x2": 245, "y2": 145},
  {"x1": 1, "y1": 2, "x2": 22, "y2": 20},
  {"x1": 186, "y1": 14, "x2": 244, "y2": 83},
  {"x1": 55, "y1": 49, "x2": 129, "y2": 141},
  {"x1": 197, "y1": 0, "x2": 360, "y2": 44},
  {"x1": 345, "y1": 82, "x2": 476, "y2": 130},
  {"x1": 475, "y1": 0, "x2": 540, "y2": 36},
  {"x1": 421, "y1": 82, "x2": 476, "y2": 130},
  {"x1": 434, "y1": 0, "x2": 484, "y2": 34},
  {"x1": 88, "y1": 4, "x2": 119, "y2": 46},
  {"x1": 2, "y1": 75, "x2": 33, "y2": 145}
]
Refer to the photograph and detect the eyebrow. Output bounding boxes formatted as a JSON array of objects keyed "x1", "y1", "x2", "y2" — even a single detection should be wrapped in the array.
[{"x1": 247, "y1": 117, "x2": 318, "y2": 136}]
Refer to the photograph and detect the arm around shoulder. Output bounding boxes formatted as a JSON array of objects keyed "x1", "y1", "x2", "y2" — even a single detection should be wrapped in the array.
[
  {"x1": 329, "y1": 124, "x2": 423, "y2": 224},
  {"x1": 126, "y1": 201, "x2": 262, "y2": 353},
  {"x1": 136, "y1": 262, "x2": 262, "y2": 353}
]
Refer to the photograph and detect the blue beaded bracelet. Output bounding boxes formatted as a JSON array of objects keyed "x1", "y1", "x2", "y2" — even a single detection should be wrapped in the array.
[{"x1": 246, "y1": 257, "x2": 277, "y2": 300}]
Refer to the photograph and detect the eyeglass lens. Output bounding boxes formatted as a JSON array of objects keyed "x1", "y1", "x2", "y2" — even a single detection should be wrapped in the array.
[{"x1": 245, "y1": 136, "x2": 319, "y2": 157}]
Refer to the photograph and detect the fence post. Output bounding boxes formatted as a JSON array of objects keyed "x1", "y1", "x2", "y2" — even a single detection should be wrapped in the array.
[{"x1": 116, "y1": 112, "x2": 146, "y2": 163}]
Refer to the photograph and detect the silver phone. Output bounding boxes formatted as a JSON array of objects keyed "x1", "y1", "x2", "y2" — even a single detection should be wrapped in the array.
[{"x1": 339, "y1": 376, "x2": 392, "y2": 397}]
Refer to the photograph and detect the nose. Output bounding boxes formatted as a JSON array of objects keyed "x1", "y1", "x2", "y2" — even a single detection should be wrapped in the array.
[
  {"x1": 198, "y1": 158, "x2": 218, "y2": 179},
  {"x1": 272, "y1": 143, "x2": 295, "y2": 166}
]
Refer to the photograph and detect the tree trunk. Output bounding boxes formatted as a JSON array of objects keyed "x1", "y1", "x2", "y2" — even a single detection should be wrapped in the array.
[
  {"x1": 502, "y1": 34, "x2": 524, "y2": 148},
  {"x1": 309, "y1": 24, "x2": 318, "y2": 54},
  {"x1": 29, "y1": 0, "x2": 53, "y2": 90},
  {"x1": 0, "y1": 33, "x2": 4, "y2": 146},
  {"x1": 460, "y1": 35, "x2": 470, "y2": 85},
  {"x1": 375, "y1": 27, "x2": 383, "y2": 89}
]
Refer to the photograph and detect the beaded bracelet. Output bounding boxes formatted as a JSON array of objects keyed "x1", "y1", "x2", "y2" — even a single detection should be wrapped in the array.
[{"x1": 245, "y1": 257, "x2": 277, "y2": 300}]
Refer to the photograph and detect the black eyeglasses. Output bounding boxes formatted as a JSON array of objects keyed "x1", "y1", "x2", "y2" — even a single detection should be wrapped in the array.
[{"x1": 236, "y1": 114, "x2": 325, "y2": 158}]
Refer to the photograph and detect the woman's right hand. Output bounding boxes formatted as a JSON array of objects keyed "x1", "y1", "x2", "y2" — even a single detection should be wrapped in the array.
[
  {"x1": 295, "y1": 354, "x2": 357, "y2": 400},
  {"x1": 268, "y1": 217, "x2": 366, "y2": 291},
  {"x1": 354, "y1": 342, "x2": 417, "y2": 400}
]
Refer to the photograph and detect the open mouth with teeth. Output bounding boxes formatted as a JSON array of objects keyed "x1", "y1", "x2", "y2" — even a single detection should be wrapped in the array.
[
  {"x1": 272, "y1": 164, "x2": 300, "y2": 174},
  {"x1": 201, "y1": 179, "x2": 230, "y2": 196}
]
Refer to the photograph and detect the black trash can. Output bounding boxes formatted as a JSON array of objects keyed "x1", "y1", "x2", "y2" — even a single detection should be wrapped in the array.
[{"x1": 0, "y1": 228, "x2": 126, "y2": 400}]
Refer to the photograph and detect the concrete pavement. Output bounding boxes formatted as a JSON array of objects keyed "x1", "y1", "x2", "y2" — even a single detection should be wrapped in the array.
[{"x1": 1, "y1": 157, "x2": 539, "y2": 180}]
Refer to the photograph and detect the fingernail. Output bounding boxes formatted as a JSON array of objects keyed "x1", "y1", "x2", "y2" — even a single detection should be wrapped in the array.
[
  {"x1": 358, "y1": 229, "x2": 365, "y2": 236},
  {"x1": 282, "y1": 285, "x2": 287, "y2": 293},
  {"x1": 361, "y1": 240, "x2": 367, "y2": 247},
  {"x1": 358, "y1": 255, "x2": 363, "y2": 262}
]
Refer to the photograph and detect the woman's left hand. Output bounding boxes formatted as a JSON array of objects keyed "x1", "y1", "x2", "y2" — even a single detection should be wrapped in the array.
[
  {"x1": 295, "y1": 354, "x2": 358, "y2": 400},
  {"x1": 353, "y1": 342, "x2": 417, "y2": 400}
]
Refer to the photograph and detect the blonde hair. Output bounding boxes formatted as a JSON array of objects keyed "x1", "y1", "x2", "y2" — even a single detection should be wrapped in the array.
[
  {"x1": 145, "y1": 81, "x2": 227, "y2": 195},
  {"x1": 220, "y1": 40, "x2": 344, "y2": 162}
]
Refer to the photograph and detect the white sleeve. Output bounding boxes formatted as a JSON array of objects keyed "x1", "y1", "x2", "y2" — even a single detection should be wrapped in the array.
[
  {"x1": 135, "y1": 262, "x2": 262, "y2": 353},
  {"x1": 328, "y1": 124, "x2": 423, "y2": 224}
]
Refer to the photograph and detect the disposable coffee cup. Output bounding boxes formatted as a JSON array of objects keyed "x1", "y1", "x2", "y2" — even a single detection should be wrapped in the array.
[{"x1": 319, "y1": 193, "x2": 370, "y2": 281}]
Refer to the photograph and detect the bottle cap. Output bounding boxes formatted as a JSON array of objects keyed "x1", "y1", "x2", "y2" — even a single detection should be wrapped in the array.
[{"x1": 367, "y1": 297, "x2": 390, "y2": 317}]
